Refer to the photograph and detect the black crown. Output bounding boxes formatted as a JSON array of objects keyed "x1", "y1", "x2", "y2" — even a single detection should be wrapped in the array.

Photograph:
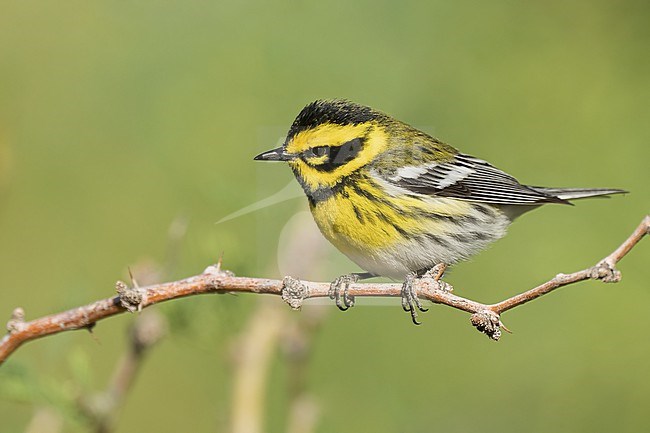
[{"x1": 286, "y1": 99, "x2": 383, "y2": 140}]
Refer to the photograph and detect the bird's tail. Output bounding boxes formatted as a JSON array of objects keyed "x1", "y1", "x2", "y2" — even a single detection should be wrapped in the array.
[{"x1": 529, "y1": 186, "x2": 628, "y2": 201}]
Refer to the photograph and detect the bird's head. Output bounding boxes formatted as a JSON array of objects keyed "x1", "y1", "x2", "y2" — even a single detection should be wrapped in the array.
[{"x1": 254, "y1": 99, "x2": 391, "y2": 193}]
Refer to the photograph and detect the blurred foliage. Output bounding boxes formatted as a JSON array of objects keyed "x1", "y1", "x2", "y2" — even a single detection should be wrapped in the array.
[{"x1": 0, "y1": 1, "x2": 648, "y2": 432}]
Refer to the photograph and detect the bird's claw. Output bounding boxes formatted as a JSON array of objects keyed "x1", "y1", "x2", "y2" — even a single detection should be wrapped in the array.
[
  {"x1": 329, "y1": 274, "x2": 359, "y2": 311},
  {"x1": 401, "y1": 264, "x2": 449, "y2": 325},
  {"x1": 401, "y1": 272, "x2": 428, "y2": 325}
]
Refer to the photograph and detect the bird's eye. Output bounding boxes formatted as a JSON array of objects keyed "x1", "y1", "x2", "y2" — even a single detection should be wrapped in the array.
[{"x1": 310, "y1": 146, "x2": 329, "y2": 157}]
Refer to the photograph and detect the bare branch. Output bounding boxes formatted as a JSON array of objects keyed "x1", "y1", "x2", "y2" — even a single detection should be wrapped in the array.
[
  {"x1": 489, "y1": 214, "x2": 649, "y2": 314},
  {"x1": 1, "y1": 216, "x2": 647, "y2": 363}
]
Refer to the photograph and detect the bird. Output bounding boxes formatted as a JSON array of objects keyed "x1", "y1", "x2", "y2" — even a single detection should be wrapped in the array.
[{"x1": 254, "y1": 99, "x2": 626, "y2": 324}]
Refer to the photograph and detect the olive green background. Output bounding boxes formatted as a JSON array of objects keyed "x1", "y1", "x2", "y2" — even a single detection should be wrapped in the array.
[{"x1": 1, "y1": 1, "x2": 649, "y2": 432}]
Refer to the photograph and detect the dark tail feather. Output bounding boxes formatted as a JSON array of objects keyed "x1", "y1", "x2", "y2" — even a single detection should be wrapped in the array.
[{"x1": 529, "y1": 187, "x2": 628, "y2": 201}]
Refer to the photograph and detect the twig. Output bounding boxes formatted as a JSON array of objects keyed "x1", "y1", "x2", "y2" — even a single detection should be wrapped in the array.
[
  {"x1": 229, "y1": 299, "x2": 286, "y2": 433},
  {"x1": 78, "y1": 311, "x2": 167, "y2": 433},
  {"x1": 282, "y1": 310, "x2": 324, "y2": 433},
  {"x1": 1, "y1": 215, "x2": 647, "y2": 363},
  {"x1": 229, "y1": 210, "x2": 326, "y2": 433},
  {"x1": 24, "y1": 407, "x2": 63, "y2": 433}
]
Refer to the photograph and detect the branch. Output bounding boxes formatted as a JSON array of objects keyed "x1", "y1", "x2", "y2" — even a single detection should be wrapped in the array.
[{"x1": 1, "y1": 215, "x2": 647, "y2": 363}]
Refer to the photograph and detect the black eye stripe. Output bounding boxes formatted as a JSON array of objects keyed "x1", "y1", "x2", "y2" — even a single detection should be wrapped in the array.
[
  {"x1": 306, "y1": 137, "x2": 365, "y2": 172},
  {"x1": 329, "y1": 138, "x2": 363, "y2": 164}
]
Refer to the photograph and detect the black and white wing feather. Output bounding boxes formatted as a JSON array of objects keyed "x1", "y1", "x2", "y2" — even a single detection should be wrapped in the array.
[{"x1": 386, "y1": 154, "x2": 567, "y2": 205}]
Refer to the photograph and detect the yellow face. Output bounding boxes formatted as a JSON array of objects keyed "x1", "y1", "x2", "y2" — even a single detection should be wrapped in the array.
[{"x1": 284, "y1": 122, "x2": 389, "y2": 190}]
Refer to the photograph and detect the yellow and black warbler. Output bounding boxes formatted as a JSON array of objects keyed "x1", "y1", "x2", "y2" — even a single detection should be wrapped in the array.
[{"x1": 254, "y1": 99, "x2": 625, "y2": 324}]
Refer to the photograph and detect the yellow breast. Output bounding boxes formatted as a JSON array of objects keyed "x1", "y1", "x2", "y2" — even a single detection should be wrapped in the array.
[{"x1": 309, "y1": 178, "x2": 475, "y2": 254}]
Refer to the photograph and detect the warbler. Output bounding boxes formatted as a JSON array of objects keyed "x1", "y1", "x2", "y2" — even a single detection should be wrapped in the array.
[{"x1": 254, "y1": 99, "x2": 625, "y2": 324}]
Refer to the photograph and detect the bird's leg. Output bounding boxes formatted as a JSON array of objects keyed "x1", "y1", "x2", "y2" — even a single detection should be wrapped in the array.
[
  {"x1": 431, "y1": 263, "x2": 447, "y2": 281},
  {"x1": 428, "y1": 263, "x2": 447, "y2": 282},
  {"x1": 329, "y1": 272, "x2": 375, "y2": 311},
  {"x1": 402, "y1": 264, "x2": 449, "y2": 325}
]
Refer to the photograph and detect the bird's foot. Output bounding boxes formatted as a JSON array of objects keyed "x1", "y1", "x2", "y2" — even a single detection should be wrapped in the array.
[
  {"x1": 402, "y1": 264, "x2": 451, "y2": 325},
  {"x1": 401, "y1": 272, "x2": 429, "y2": 325},
  {"x1": 329, "y1": 274, "x2": 359, "y2": 311}
]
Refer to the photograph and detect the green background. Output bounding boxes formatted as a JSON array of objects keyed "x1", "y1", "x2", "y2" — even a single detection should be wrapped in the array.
[{"x1": 1, "y1": 1, "x2": 649, "y2": 432}]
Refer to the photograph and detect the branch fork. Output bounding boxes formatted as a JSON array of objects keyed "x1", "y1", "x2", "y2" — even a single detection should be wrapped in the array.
[
  {"x1": 281, "y1": 277, "x2": 310, "y2": 310},
  {"x1": 589, "y1": 261, "x2": 621, "y2": 283},
  {"x1": 470, "y1": 310, "x2": 504, "y2": 341},
  {"x1": 116, "y1": 281, "x2": 145, "y2": 313}
]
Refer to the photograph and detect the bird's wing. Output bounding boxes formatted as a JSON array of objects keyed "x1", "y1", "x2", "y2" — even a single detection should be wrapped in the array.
[{"x1": 383, "y1": 154, "x2": 567, "y2": 205}]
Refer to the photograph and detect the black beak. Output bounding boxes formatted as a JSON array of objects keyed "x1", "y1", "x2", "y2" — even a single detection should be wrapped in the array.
[{"x1": 253, "y1": 146, "x2": 292, "y2": 162}]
